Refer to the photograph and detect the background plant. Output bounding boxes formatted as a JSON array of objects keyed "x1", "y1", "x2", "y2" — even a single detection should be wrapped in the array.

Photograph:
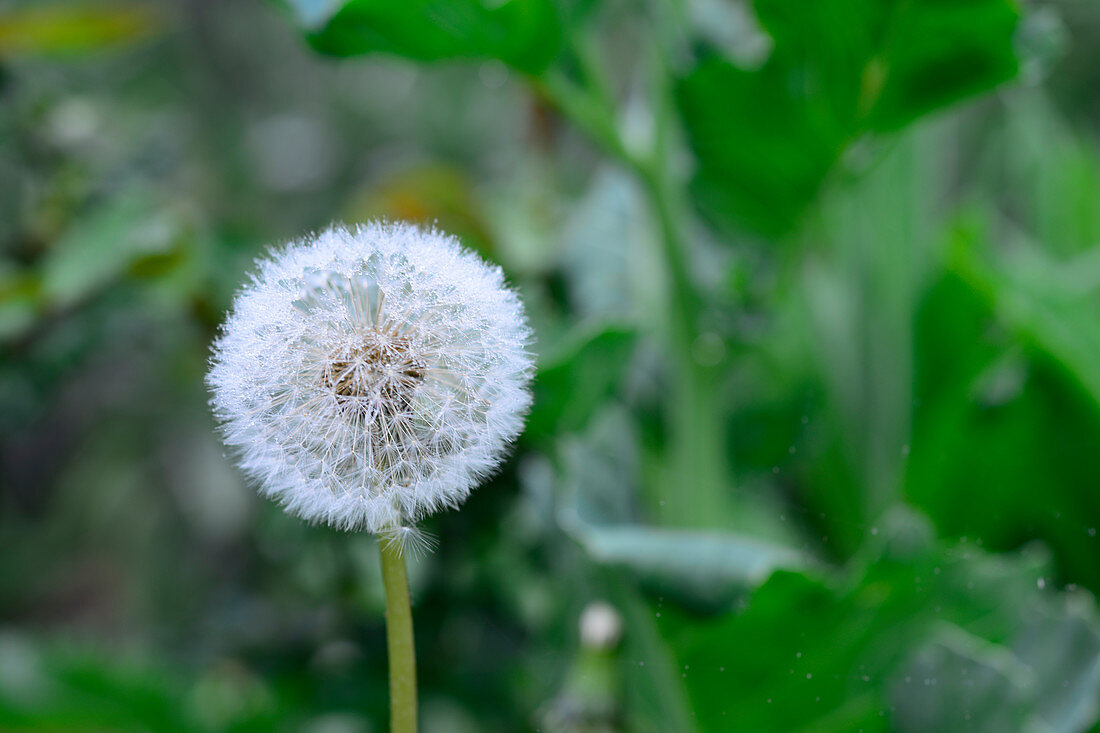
[{"x1": 2, "y1": 0, "x2": 1100, "y2": 731}]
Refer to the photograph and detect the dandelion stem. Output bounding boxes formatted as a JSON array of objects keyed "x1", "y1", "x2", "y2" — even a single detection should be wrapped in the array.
[{"x1": 379, "y1": 538, "x2": 417, "y2": 733}]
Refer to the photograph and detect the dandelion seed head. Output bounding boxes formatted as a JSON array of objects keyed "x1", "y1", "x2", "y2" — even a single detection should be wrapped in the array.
[{"x1": 207, "y1": 222, "x2": 533, "y2": 532}]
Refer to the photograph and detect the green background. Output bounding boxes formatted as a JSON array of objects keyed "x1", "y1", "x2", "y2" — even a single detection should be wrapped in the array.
[{"x1": 3, "y1": 0, "x2": 1100, "y2": 730}]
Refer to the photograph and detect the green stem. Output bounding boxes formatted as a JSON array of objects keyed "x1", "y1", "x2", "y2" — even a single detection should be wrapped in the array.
[
  {"x1": 639, "y1": 167, "x2": 730, "y2": 525},
  {"x1": 533, "y1": 57, "x2": 732, "y2": 526},
  {"x1": 379, "y1": 539, "x2": 417, "y2": 733}
]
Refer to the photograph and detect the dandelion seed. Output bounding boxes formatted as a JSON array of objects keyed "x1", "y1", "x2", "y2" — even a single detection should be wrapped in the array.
[
  {"x1": 379, "y1": 524, "x2": 439, "y2": 560},
  {"x1": 207, "y1": 222, "x2": 534, "y2": 535}
]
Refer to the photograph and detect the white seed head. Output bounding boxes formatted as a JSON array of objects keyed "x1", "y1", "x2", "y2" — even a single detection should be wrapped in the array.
[{"x1": 207, "y1": 222, "x2": 534, "y2": 533}]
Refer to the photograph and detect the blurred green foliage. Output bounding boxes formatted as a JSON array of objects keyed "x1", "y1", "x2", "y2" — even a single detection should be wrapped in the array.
[
  {"x1": 299, "y1": 0, "x2": 568, "y2": 74},
  {"x1": 676, "y1": 0, "x2": 1020, "y2": 235},
  {"x1": 3, "y1": 0, "x2": 1100, "y2": 731}
]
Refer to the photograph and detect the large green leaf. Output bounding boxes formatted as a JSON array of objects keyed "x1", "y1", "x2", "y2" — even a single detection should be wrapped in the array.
[
  {"x1": 284, "y1": 0, "x2": 565, "y2": 74},
  {"x1": 904, "y1": 218, "x2": 1100, "y2": 591},
  {"x1": 676, "y1": 0, "x2": 1020, "y2": 236},
  {"x1": 662, "y1": 509, "x2": 1100, "y2": 732}
]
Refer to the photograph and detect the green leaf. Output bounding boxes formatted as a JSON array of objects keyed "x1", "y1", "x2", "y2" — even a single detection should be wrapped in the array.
[
  {"x1": 284, "y1": 0, "x2": 565, "y2": 74},
  {"x1": 866, "y1": 0, "x2": 1019, "y2": 131},
  {"x1": 904, "y1": 216, "x2": 1100, "y2": 590},
  {"x1": 676, "y1": 0, "x2": 1020, "y2": 236},
  {"x1": 568, "y1": 524, "x2": 808, "y2": 605},
  {"x1": 661, "y1": 509, "x2": 1100, "y2": 732},
  {"x1": 892, "y1": 605, "x2": 1100, "y2": 733},
  {"x1": 555, "y1": 407, "x2": 810, "y2": 607},
  {"x1": 0, "y1": 190, "x2": 187, "y2": 345},
  {"x1": 954, "y1": 238, "x2": 1100, "y2": 414},
  {"x1": 40, "y1": 190, "x2": 183, "y2": 310},
  {"x1": 613, "y1": 582, "x2": 697, "y2": 733}
]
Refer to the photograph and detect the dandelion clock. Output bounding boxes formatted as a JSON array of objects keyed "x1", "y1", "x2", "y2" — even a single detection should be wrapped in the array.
[{"x1": 208, "y1": 223, "x2": 533, "y2": 731}]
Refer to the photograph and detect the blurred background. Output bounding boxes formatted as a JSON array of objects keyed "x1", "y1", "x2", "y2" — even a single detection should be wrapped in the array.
[{"x1": 3, "y1": 0, "x2": 1100, "y2": 730}]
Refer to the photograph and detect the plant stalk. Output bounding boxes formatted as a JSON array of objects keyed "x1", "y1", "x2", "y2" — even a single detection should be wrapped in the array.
[
  {"x1": 534, "y1": 59, "x2": 732, "y2": 525},
  {"x1": 379, "y1": 539, "x2": 417, "y2": 733},
  {"x1": 639, "y1": 167, "x2": 731, "y2": 525}
]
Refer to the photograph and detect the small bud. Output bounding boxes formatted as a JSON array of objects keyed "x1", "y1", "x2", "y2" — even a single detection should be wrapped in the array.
[{"x1": 580, "y1": 601, "x2": 622, "y2": 651}]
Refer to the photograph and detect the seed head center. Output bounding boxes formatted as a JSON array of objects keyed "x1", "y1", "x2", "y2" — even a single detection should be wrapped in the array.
[{"x1": 323, "y1": 331, "x2": 427, "y2": 413}]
